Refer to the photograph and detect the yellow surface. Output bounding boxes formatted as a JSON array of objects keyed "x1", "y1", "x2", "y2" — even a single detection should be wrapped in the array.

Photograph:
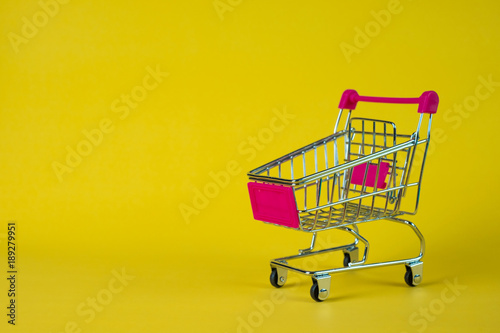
[{"x1": 1, "y1": 0, "x2": 499, "y2": 332}]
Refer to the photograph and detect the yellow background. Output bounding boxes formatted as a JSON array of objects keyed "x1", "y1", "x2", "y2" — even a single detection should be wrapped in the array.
[{"x1": 1, "y1": 0, "x2": 499, "y2": 332}]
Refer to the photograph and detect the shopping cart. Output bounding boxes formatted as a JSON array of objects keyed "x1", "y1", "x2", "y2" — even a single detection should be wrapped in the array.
[{"x1": 247, "y1": 89, "x2": 439, "y2": 301}]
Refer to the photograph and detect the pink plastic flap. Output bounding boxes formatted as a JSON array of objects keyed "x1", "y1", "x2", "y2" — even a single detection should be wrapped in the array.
[
  {"x1": 247, "y1": 182, "x2": 300, "y2": 229},
  {"x1": 351, "y1": 162, "x2": 390, "y2": 189}
]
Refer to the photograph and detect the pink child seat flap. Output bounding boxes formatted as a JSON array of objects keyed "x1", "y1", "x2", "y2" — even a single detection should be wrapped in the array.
[
  {"x1": 351, "y1": 162, "x2": 391, "y2": 188},
  {"x1": 247, "y1": 182, "x2": 300, "y2": 229}
]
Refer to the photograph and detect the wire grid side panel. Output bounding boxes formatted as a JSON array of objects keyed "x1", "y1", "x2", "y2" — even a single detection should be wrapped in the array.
[
  {"x1": 262, "y1": 134, "x2": 347, "y2": 182},
  {"x1": 295, "y1": 155, "x2": 411, "y2": 231},
  {"x1": 294, "y1": 119, "x2": 421, "y2": 231},
  {"x1": 348, "y1": 117, "x2": 430, "y2": 215},
  {"x1": 345, "y1": 118, "x2": 406, "y2": 206}
]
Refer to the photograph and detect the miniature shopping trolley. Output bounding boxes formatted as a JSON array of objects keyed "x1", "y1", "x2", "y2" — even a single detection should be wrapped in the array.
[{"x1": 247, "y1": 89, "x2": 439, "y2": 302}]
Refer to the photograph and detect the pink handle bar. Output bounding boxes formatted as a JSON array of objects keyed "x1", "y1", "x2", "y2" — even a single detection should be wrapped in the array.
[{"x1": 338, "y1": 89, "x2": 439, "y2": 114}]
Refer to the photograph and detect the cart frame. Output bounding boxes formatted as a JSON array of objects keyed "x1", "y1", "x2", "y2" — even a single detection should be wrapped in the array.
[{"x1": 247, "y1": 89, "x2": 439, "y2": 301}]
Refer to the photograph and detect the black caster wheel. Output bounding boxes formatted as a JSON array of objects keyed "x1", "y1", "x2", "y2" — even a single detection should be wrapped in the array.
[
  {"x1": 343, "y1": 252, "x2": 351, "y2": 267},
  {"x1": 404, "y1": 262, "x2": 423, "y2": 287},
  {"x1": 270, "y1": 268, "x2": 283, "y2": 288},
  {"x1": 310, "y1": 281, "x2": 322, "y2": 302},
  {"x1": 405, "y1": 266, "x2": 416, "y2": 287}
]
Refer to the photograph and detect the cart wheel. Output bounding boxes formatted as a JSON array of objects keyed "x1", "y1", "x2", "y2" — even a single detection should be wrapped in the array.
[
  {"x1": 310, "y1": 275, "x2": 331, "y2": 302},
  {"x1": 343, "y1": 252, "x2": 351, "y2": 267},
  {"x1": 270, "y1": 268, "x2": 284, "y2": 288},
  {"x1": 404, "y1": 269, "x2": 415, "y2": 287},
  {"x1": 310, "y1": 281, "x2": 322, "y2": 302},
  {"x1": 404, "y1": 264, "x2": 423, "y2": 287},
  {"x1": 405, "y1": 269, "x2": 415, "y2": 287}
]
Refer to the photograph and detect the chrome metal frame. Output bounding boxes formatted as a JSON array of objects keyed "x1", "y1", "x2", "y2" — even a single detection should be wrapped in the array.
[
  {"x1": 248, "y1": 108, "x2": 434, "y2": 301},
  {"x1": 270, "y1": 218, "x2": 425, "y2": 301}
]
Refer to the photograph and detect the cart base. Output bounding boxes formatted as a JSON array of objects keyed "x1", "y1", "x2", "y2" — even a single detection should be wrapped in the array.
[{"x1": 269, "y1": 217, "x2": 425, "y2": 302}]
